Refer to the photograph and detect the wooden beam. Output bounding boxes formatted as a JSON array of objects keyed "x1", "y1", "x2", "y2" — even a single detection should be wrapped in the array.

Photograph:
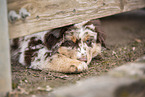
[
  {"x1": 8, "y1": 0, "x2": 145, "y2": 39},
  {"x1": 0, "y1": 0, "x2": 12, "y2": 96}
]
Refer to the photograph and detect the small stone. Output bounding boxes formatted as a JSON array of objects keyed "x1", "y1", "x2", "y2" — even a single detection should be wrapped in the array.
[
  {"x1": 132, "y1": 47, "x2": 135, "y2": 51},
  {"x1": 24, "y1": 80, "x2": 28, "y2": 83},
  {"x1": 37, "y1": 85, "x2": 52, "y2": 92}
]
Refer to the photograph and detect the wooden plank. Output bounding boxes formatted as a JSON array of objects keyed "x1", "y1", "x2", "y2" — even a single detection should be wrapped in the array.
[
  {"x1": 0, "y1": 0, "x2": 12, "y2": 96},
  {"x1": 8, "y1": 0, "x2": 145, "y2": 39}
]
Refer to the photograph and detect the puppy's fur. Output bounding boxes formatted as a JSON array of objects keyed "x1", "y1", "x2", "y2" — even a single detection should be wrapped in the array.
[{"x1": 10, "y1": 19, "x2": 106, "y2": 73}]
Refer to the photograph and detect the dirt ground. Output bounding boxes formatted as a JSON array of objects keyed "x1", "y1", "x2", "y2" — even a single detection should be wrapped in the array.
[{"x1": 9, "y1": 9, "x2": 145, "y2": 97}]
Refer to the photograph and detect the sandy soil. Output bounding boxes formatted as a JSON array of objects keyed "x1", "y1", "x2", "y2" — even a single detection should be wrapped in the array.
[{"x1": 10, "y1": 9, "x2": 145, "y2": 97}]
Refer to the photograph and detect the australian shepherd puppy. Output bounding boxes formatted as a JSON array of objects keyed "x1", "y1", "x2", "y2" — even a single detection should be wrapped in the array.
[{"x1": 10, "y1": 19, "x2": 106, "y2": 73}]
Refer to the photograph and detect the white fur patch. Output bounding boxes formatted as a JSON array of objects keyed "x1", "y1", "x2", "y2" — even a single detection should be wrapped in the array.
[
  {"x1": 30, "y1": 48, "x2": 51, "y2": 69},
  {"x1": 18, "y1": 31, "x2": 48, "y2": 66}
]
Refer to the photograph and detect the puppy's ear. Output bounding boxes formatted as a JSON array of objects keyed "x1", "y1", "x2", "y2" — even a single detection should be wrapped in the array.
[
  {"x1": 44, "y1": 26, "x2": 70, "y2": 50},
  {"x1": 86, "y1": 19, "x2": 107, "y2": 48}
]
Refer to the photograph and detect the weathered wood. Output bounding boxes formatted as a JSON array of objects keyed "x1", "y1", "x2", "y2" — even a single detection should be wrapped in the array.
[
  {"x1": 8, "y1": 0, "x2": 145, "y2": 39},
  {"x1": 0, "y1": 0, "x2": 12, "y2": 96}
]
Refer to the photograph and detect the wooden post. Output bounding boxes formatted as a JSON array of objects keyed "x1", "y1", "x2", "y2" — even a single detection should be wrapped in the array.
[
  {"x1": 8, "y1": 0, "x2": 145, "y2": 39},
  {"x1": 0, "y1": 0, "x2": 12, "y2": 96}
]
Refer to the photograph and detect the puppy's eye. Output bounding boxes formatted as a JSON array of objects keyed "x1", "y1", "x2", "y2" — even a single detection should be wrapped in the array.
[
  {"x1": 86, "y1": 39, "x2": 92, "y2": 43},
  {"x1": 86, "y1": 40, "x2": 90, "y2": 43},
  {"x1": 86, "y1": 39, "x2": 92, "y2": 47}
]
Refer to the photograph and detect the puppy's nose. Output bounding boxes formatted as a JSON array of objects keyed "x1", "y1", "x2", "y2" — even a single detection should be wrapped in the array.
[{"x1": 78, "y1": 58, "x2": 87, "y2": 61}]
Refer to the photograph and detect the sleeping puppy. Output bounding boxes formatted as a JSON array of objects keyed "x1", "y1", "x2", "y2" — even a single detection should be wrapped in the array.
[{"x1": 10, "y1": 19, "x2": 106, "y2": 73}]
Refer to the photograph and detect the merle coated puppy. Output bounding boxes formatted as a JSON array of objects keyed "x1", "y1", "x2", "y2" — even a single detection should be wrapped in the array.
[{"x1": 11, "y1": 19, "x2": 106, "y2": 73}]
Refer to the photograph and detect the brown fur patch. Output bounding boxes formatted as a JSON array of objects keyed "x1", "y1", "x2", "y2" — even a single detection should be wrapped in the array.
[
  {"x1": 24, "y1": 37, "x2": 43, "y2": 66},
  {"x1": 24, "y1": 49, "x2": 39, "y2": 66},
  {"x1": 29, "y1": 37, "x2": 43, "y2": 47},
  {"x1": 44, "y1": 26, "x2": 70, "y2": 50},
  {"x1": 11, "y1": 38, "x2": 19, "y2": 49}
]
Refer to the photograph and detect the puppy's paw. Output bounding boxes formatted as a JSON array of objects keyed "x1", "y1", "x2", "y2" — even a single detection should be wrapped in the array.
[
  {"x1": 49, "y1": 54, "x2": 88, "y2": 73},
  {"x1": 68, "y1": 61, "x2": 88, "y2": 73}
]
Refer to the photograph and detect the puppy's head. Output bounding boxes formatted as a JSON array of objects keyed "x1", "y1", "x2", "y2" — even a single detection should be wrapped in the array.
[{"x1": 59, "y1": 19, "x2": 106, "y2": 64}]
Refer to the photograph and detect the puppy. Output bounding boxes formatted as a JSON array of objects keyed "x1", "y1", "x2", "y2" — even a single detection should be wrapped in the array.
[{"x1": 10, "y1": 19, "x2": 106, "y2": 73}]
